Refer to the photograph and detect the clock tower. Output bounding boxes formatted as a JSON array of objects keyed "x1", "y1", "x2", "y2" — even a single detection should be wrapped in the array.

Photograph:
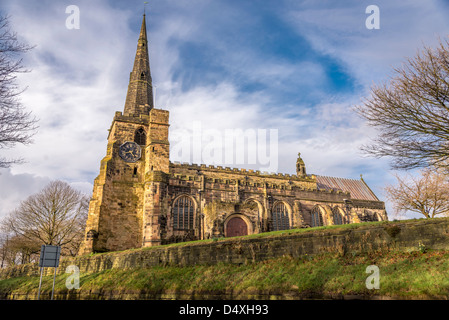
[
  {"x1": 80, "y1": 14, "x2": 169, "y2": 254},
  {"x1": 79, "y1": 11, "x2": 388, "y2": 256}
]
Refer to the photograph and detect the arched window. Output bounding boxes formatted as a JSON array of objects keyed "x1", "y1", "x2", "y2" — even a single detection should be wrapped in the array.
[
  {"x1": 272, "y1": 202, "x2": 290, "y2": 231},
  {"x1": 134, "y1": 127, "x2": 146, "y2": 145},
  {"x1": 362, "y1": 209, "x2": 379, "y2": 222},
  {"x1": 332, "y1": 207, "x2": 344, "y2": 225},
  {"x1": 173, "y1": 196, "x2": 195, "y2": 230},
  {"x1": 311, "y1": 206, "x2": 324, "y2": 227}
]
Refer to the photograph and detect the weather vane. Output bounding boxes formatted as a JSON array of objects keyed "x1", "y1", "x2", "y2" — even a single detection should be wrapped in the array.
[{"x1": 144, "y1": 1, "x2": 149, "y2": 15}]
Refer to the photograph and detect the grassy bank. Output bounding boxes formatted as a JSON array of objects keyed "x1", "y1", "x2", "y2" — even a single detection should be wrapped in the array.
[
  {"x1": 88, "y1": 219, "x2": 394, "y2": 257},
  {"x1": 2, "y1": 247, "x2": 449, "y2": 299}
]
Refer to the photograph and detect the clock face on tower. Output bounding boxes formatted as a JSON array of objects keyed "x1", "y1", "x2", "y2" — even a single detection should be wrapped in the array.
[{"x1": 118, "y1": 141, "x2": 141, "y2": 162}]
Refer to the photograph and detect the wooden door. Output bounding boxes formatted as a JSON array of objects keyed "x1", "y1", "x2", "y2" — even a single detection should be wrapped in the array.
[{"x1": 226, "y1": 217, "x2": 248, "y2": 237}]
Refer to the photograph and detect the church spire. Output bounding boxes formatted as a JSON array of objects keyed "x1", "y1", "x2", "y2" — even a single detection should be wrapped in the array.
[{"x1": 123, "y1": 14, "x2": 154, "y2": 116}]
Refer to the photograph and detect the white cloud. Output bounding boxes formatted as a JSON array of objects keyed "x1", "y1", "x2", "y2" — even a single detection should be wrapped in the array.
[
  {"x1": 284, "y1": 1, "x2": 449, "y2": 87},
  {"x1": 0, "y1": 168, "x2": 92, "y2": 220},
  {"x1": 1, "y1": 0, "x2": 447, "y2": 221},
  {"x1": 0, "y1": 168, "x2": 51, "y2": 218},
  {"x1": 2, "y1": 1, "x2": 134, "y2": 179},
  {"x1": 0, "y1": 1, "x2": 132, "y2": 217},
  {"x1": 163, "y1": 80, "x2": 383, "y2": 180}
]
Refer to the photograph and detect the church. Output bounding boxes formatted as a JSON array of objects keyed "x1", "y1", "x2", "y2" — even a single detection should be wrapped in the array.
[{"x1": 79, "y1": 14, "x2": 387, "y2": 254}]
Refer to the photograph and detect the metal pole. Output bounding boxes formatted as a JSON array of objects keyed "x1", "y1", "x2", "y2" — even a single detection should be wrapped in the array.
[
  {"x1": 51, "y1": 267, "x2": 57, "y2": 300},
  {"x1": 37, "y1": 267, "x2": 43, "y2": 300}
]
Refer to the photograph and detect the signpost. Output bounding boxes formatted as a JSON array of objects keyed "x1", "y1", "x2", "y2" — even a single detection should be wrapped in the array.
[{"x1": 38, "y1": 245, "x2": 61, "y2": 300}]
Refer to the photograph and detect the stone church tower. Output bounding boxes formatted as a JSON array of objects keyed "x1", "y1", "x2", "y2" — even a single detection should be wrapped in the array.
[
  {"x1": 79, "y1": 14, "x2": 387, "y2": 255},
  {"x1": 80, "y1": 14, "x2": 169, "y2": 253}
]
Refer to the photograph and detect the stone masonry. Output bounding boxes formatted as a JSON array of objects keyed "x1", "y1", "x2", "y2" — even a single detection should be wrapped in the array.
[
  {"x1": 78, "y1": 14, "x2": 387, "y2": 255},
  {"x1": 5, "y1": 217, "x2": 449, "y2": 281}
]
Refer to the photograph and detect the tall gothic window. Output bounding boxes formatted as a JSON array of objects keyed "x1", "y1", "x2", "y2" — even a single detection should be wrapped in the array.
[
  {"x1": 173, "y1": 196, "x2": 195, "y2": 230},
  {"x1": 311, "y1": 206, "x2": 324, "y2": 227},
  {"x1": 272, "y1": 202, "x2": 290, "y2": 231},
  {"x1": 332, "y1": 207, "x2": 344, "y2": 225},
  {"x1": 134, "y1": 127, "x2": 146, "y2": 145}
]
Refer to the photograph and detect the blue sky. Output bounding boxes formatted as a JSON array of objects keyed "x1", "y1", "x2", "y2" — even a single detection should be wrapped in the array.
[{"x1": 1, "y1": 0, "x2": 449, "y2": 220}]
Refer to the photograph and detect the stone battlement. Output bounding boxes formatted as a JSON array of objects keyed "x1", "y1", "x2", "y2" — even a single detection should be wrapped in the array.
[
  {"x1": 170, "y1": 161, "x2": 316, "y2": 181},
  {"x1": 169, "y1": 161, "x2": 354, "y2": 196}
]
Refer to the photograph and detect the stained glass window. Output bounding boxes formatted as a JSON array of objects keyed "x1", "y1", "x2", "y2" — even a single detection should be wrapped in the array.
[
  {"x1": 173, "y1": 196, "x2": 194, "y2": 230},
  {"x1": 272, "y1": 202, "x2": 290, "y2": 231}
]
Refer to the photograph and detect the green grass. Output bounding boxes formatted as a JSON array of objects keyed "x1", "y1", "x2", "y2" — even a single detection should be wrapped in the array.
[
  {"x1": 89, "y1": 219, "x2": 397, "y2": 257},
  {"x1": 3, "y1": 248, "x2": 449, "y2": 299}
]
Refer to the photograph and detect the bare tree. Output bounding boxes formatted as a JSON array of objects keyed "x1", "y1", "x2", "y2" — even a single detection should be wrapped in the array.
[
  {"x1": 384, "y1": 168, "x2": 449, "y2": 219},
  {"x1": 0, "y1": 233, "x2": 40, "y2": 267},
  {"x1": 1, "y1": 181, "x2": 89, "y2": 257},
  {"x1": 355, "y1": 37, "x2": 449, "y2": 170},
  {"x1": 0, "y1": 14, "x2": 37, "y2": 167},
  {"x1": 0, "y1": 234, "x2": 10, "y2": 268}
]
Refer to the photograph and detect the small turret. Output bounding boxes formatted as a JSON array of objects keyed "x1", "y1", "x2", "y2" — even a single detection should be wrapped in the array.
[{"x1": 296, "y1": 152, "x2": 306, "y2": 177}]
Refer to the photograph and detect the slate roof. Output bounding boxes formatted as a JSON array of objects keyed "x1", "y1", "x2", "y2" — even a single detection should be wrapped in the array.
[{"x1": 315, "y1": 176, "x2": 379, "y2": 201}]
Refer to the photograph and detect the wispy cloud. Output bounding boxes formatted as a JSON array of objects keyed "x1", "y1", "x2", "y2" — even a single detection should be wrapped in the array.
[
  {"x1": 284, "y1": 0, "x2": 449, "y2": 86},
  {"x1": 0, "y1": 0, "x2": 448, "y2": 219}
]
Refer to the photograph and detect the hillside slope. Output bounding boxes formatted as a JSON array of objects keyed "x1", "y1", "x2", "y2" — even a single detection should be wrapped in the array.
[{"x1": 2, "y1": 218, "x2": 449, "y2": 299}]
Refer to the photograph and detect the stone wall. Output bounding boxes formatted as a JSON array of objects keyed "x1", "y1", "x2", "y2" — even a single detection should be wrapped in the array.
[
  {"x1": 165, "y1": 162, "x2": 386, "y2": 242},
  {"x1": 2, "y1": 217, "x2": 449, "y2": 280}
]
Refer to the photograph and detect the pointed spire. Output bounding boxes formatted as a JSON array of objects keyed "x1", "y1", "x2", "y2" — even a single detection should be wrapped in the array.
[
  {"x1": 123, "y1": 14, "x2": 154, "y2": 116},
  {"x1": 139, "y1": 13, "x2": 148, "y2": 43}
]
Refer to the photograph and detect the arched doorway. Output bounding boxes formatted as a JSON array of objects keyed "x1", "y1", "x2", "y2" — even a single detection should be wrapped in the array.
[{"x1": 225, "y1": 216, "x2": 248, "y2": 237}]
